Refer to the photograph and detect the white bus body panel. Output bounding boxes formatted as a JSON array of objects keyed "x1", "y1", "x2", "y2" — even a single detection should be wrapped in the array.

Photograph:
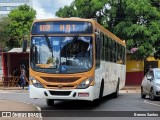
[{"x1": 94, "y1": 61, "x2": 126, "y2": 99}]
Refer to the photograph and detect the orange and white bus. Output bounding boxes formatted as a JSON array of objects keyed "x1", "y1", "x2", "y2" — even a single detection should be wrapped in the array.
[{"x1": 29, "y1": 18, "x2": 126, "y2": 105}]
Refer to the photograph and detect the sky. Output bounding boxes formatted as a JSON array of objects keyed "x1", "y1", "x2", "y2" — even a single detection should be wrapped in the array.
[{"x1": 32, "y1": 0, "x2": 74, "y2": 19}]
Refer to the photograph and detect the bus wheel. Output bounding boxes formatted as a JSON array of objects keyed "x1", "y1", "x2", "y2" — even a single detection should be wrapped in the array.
[
  {"x1": 112, "y1": 82, "x2": 119, "y2": 98},
  {"x1": 46, "y1": 99, "x2": 54, "y2": 106},
  {"x1": 92, "y1": 81, "x2": 104, "y2": 106}
]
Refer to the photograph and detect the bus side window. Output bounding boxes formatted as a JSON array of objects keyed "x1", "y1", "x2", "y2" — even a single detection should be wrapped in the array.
[
  {"x1": 109, "y1": 38, "x2": 113, "y2": 62},
  {"x1": 112, "y1": 40, "x2": 116, "y2": 63},
  {"x1": 120, "y1": 45, "x2": 122, "y2": 64},
  {"x1": 104, "y1": 36, "x2": 109, "y2": 61},
  {"x1": 115, "y1": 42, "x2": 118, "y2": 63},
  {"x1": 100, "y1": 32, "x2": 105, "y2": 61},
  {"x1": 106, "y1": 37, "x2": 110, "y2": 61},
  {"x1": 117, "y1": 43, "x2": 120, "y2": 63},
  {"x1": 122, "y1": 47, "x2": 126, "y2": 64},
  {"x1": 95, "y1": 32, "x2": 100, "y2": 68}
]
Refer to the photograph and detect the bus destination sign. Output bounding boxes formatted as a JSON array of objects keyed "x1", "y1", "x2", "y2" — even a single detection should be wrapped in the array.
[{"x1": 32, "y1": 21, "x2": 93, "y2": 34}]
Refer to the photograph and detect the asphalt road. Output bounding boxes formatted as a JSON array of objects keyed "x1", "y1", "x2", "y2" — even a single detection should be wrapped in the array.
[{"x1": 0, "y1": 91, "x2": 160, "y2": 120}]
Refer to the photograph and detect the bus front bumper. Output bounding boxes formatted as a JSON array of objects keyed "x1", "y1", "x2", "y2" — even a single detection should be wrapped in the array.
[{"x1": 29, "y1": 85, "x2": 95, "y2": 101}]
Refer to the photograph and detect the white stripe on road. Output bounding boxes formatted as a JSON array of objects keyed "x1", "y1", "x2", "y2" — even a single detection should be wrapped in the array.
[{"x1": 144, "y1": 100, "x2": 160, "y2": 107}]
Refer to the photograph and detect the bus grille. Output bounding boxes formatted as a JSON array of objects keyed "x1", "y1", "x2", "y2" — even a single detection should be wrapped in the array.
[
  {"x1": 41, "y1": 77, "x2": 80, "y2": 83},
  {"x1": 49, "y1": 91, "x2": 71, "y2": 96},
  {"x1": 46, "y1": 84, "x2": 74, "y2": 88}
]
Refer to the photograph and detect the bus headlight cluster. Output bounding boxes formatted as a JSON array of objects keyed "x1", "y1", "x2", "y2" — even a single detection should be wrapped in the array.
[
  {"x1": 30, "y1": 76, "x2": 44, "y2": 88},
  {"x1": 77, "y1": 77, "x2": 93, "y2": 89}
]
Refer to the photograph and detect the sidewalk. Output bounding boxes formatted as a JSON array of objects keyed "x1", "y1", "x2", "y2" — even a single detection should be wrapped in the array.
[
  {"x1": 120, "y1": 85, "x2": 141, "y2": 93},
  {"x1": 0, "y1": 86, "x2": 29, "y2": 93},
  {"x1": 0, "y1": 99, "x2": 38, "y2": 111}
]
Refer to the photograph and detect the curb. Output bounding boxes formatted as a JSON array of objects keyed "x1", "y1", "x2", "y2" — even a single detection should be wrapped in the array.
[
  {"x1": 0, "y1": 87, "x2": 28, "y2": 89},
  {"x1": 120, "y1": 90, "x2": 140, "y2": 93}
]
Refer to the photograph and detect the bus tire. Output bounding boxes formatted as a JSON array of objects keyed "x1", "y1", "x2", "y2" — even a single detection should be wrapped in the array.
[
  {"x1": 46, "y1": 99, "x2": 54, "y2": 106},
  {"x1": 92, "y1": 80, "x2": 104, "y2": 106},
  {"x1": 112, "y1": 81, "x2": 119, "y2": 98}
]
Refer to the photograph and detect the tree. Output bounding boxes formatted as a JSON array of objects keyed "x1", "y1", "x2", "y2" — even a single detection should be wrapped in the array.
[
  {"x1": 56, "y1": 3, "x2": 77, "y2": 17},
  {"x1": 56, "y1": 0, "x2": 104, "y2": 23},
  {"x1": 0, "y1": 17, "x2": 11, "y2": 49},
  {"x1": 113, "y1": 0, "x2": 160, "y2": 60},
  {"x1": 56, "y1": 0, "x2": 160, "y2": 60},
  {"x1": 6, "y1": 4, "x2": 36, "y2": 49}
]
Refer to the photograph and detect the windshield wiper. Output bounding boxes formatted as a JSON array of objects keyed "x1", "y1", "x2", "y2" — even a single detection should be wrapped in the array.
[
  {"x1": 44, "y1": 35, "x2": 54, "y2": 59},
  {"x1": 44, "y1": 35, "x2": 53, "y2": 52},
  {"x1": 68, "y1": 35, "x2": 79, "y2": 50}
]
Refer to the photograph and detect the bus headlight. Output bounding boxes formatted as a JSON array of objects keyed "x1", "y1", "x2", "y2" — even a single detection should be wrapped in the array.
[
  {"x1": 30, "y1": 76, "x2": 44, "y2": 88},
  {"x1": 77, "y1": 77, "x2": 93, "y2": 89}
]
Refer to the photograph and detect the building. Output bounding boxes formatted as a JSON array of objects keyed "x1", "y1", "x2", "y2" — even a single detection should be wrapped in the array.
[
  {"x1": 0, "y1": 0, "x2": 32, "y2": 17},
  {"x1": 126, "y1": 53, "x2": 160, "y2": 85},
  {"x1": 1, "y1": 48, "x2": 29, "y2": 77}
]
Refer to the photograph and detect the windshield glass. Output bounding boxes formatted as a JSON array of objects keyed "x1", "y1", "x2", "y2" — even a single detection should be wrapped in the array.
[
  {"x1": 155, "y1": 70, "x2": 160, "y2": 79},
  {"x1": 30, "y1": 36, "x2": 93, "y2": 74}
]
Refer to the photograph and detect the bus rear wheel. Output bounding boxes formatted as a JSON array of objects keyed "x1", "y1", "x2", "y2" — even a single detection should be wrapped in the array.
[
  {"x1": 46, "y1": 99, "x2": 54, "y2": 106},
  {"x1": 112, "y1": 81, "x2": 119, "y2": 98}
]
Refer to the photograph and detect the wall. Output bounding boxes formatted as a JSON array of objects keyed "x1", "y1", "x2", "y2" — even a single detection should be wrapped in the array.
[
  {"x1": 126, "y1": 55, "x2": 144, "y2": 85},
  {"x1": 126, "y1": 54, "x2": 160, "y2": 85}
]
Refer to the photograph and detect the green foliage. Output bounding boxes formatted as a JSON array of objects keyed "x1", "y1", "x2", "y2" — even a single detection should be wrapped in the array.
[
  {"x1": 0, "y1": 17, "x2": 11, "y2": 48},
  {"x1": 56, "y1": 0, "x2": 104, "y2": 22},
  {"x1": 113, "y1": 0, "x2": 160, "y2": 60},
  {"x1": 56, "y1": 4, "x2": 77, "y2": 17},
  {"x1": 55, "y1": 0, "x2": 160, "y2": 60},
  {"x1": 8, "y1": 4, "x2": 36, "y2": 48},
  {"x1": 0, "y1": 4, "x2": 36, "y2": 50},
  {"x1": 131, "y1": 43, "x2": 153, "y2": 60}
]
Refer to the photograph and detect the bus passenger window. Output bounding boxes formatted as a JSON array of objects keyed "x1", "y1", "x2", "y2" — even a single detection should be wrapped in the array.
[
  {"x1": 105, "y1": 36, "x2": 109, "y2": 61},
  {"x1": 95, "y1": 34, "x2": 100, "y2": 68}
]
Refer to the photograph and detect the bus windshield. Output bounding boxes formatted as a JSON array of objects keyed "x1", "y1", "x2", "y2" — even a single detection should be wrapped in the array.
[{"x1": 30, "y1": 36, "x2": 93, "y2": 74}]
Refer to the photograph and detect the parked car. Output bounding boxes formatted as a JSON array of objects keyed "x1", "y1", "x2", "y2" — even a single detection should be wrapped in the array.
[{"x1": 141, "y1": 68, "x2": 160, "y2": 100}]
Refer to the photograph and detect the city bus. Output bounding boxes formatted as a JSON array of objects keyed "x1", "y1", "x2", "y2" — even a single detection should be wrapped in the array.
[{"x1": 29, "y1": 18, "x2": 126, "y2": 106}]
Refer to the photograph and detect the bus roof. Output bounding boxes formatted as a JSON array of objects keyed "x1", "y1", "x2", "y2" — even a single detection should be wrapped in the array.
[{"x1": 33, "y1": 17, "x2": 95, "y2": 22}]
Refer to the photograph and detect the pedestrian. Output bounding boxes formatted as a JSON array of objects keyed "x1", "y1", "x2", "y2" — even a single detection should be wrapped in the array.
[{"x1": 20, "y1": 64, "x2": 27, "y2": 89}]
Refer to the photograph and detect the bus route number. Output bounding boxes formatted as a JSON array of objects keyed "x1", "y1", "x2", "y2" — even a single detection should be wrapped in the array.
[{"x1": 40, "y1": 25, "x2": 51, "y2": 31}]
